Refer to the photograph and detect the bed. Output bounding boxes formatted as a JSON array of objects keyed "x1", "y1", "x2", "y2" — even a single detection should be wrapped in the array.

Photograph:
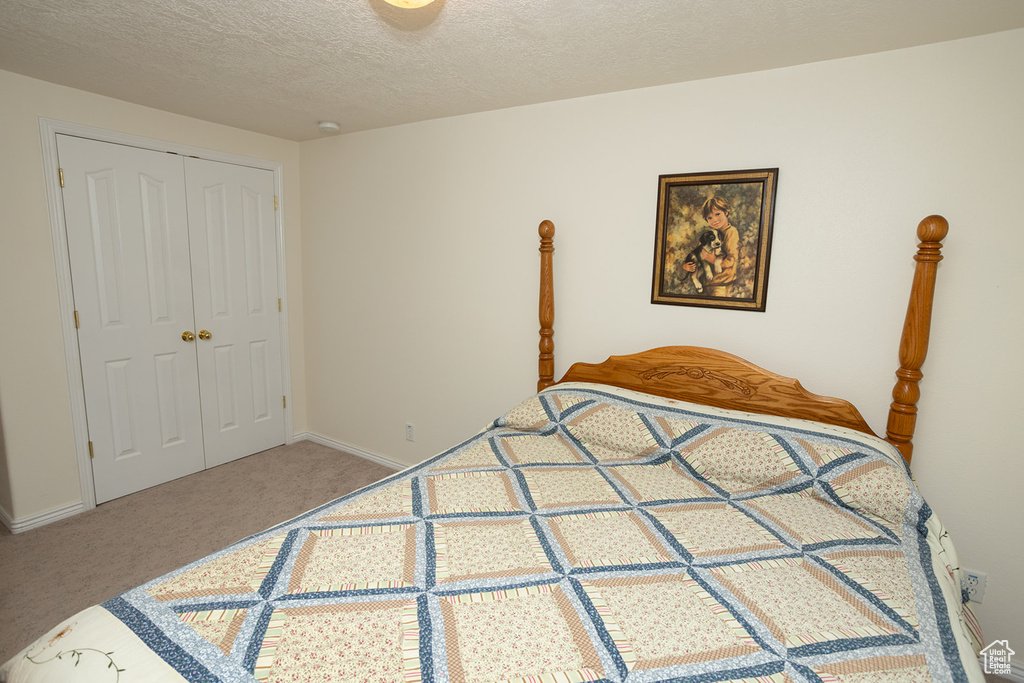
[{"x1": 2, "y1": 215, "x2": 984, "y2": 682}]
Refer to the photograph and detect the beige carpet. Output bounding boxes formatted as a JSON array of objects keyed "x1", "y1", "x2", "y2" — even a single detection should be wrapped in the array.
[{"x1": 0, "y1": 439, "x2": 397, "y2": 665}]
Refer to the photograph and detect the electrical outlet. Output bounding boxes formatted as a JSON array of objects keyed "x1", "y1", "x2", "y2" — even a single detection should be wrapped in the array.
[
  {"x1": 406, "y1": 424, "x2": 415, "y2": 442},
  {"x1": 962, "y1": 568, "x2": 987, "y2": 604}
]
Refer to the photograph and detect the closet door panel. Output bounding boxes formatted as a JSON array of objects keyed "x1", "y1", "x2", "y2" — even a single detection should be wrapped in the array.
[
  {"x1": 185, "y1": 158, "x2": 284, "y2": 467},
  {"x1": 58, "y1": 135, "x2": 205, "y2": 503}
]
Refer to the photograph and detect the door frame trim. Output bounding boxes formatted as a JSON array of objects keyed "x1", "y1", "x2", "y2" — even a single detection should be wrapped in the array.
[{"x1": 39, "y1": 118, "x2": 294, "y2": 511}]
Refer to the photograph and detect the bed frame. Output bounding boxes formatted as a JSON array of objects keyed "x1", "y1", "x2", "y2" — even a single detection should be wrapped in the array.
[{"x1": 536, "y1": 216, "x2": 948, "y2": 463}]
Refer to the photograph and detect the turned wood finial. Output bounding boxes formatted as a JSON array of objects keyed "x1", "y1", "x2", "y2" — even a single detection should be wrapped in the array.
[
  {"x1": 538, "y1": 220, "x2": 555, "y2": 392},
  {"x1": 885, "y1": 215, "x2": 948, "y2": 463}
]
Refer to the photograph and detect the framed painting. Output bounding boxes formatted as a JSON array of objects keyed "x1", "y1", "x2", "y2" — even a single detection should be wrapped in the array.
[{"x1": 651, "y1": 168, "x2": 778, "y2": 311}]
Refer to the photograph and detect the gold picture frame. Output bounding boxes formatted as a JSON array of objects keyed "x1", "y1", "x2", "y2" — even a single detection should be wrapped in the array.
[{"x1": 651, "y1": 168, "x2": 778, "y2": 311}]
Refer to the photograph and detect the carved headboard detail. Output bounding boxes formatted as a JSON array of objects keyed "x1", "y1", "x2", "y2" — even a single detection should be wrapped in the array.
[
  {"x1": 639, "y1": 366, "x2": 755, "y2": 399},
  {"x1": 554, "y1": 345, "x2": 876, "y2": 437}
]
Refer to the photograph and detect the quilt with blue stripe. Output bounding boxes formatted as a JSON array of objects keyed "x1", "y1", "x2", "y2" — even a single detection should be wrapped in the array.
[{"x1": 21, "y1": 384, "x2": 984, "y2": 682}]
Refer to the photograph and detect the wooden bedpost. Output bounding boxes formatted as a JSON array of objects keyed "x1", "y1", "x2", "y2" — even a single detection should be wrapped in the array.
[
  {"x1": 885, "y1": 215, "x2": 948, "y2": 463},
  {"x1": 538, "y1": 220, "x2": 556, "y2": 392}
]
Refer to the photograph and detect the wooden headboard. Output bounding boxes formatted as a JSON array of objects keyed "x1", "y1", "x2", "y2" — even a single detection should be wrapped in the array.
[{"x1": 536, "y1": 216, "x2": 948, "y2": 463}]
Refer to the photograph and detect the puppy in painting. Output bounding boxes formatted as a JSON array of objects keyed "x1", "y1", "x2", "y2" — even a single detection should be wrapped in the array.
[{"x1": 682, "y1": 228, "x2": 723, "y2": 294}]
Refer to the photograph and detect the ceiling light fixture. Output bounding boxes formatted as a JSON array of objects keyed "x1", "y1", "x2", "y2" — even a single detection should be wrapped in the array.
[
  {"x1": 382, "y1": 0, "x2": 437, "y2": 7},
  {"x1": 318, "y1": 121, "x2": 341, "y2": 133}
]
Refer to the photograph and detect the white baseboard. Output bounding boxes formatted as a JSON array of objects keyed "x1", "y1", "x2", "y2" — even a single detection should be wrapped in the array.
[
  {"x1": 1, "y1": 500, "x2": 85, "y2": 534},
  {"x1": 293, "y1": 431, "x2": 406, "y2": 472}
]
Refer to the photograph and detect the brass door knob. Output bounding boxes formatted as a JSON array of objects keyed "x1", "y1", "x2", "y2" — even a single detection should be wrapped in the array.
[
  {"x1": 198, "y1": 329, "x2": 212, "y2": 341},
  {"x1": 181, "y1": 331, "x2": 196, "y2": 342}
]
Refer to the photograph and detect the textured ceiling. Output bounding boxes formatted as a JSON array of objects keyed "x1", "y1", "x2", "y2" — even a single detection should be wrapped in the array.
[{"x1": 2, "y1": 0, "x2": 1023, "y2": 141}]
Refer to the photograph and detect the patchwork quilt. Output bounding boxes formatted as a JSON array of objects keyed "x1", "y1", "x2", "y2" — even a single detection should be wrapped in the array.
[{"x1": 2, "y1": 383, "x2": 983, "y2": 683}]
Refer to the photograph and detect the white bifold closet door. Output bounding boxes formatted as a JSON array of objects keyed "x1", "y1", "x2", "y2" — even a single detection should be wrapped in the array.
[
  {"x1": 184, "y1": 156, "x2": 284, "y2": 468},
  {"x1": 57, "y1": 134, "x2": 284, "y2": 504}
]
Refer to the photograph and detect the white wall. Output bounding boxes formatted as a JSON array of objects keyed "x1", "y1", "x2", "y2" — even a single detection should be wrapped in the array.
[
  {"x1": 0, "y1": 70, "x2": 307, "y2": 524},
  {"x1": 300, "y1": 30, "x2": 1024, "y2": 650}
]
